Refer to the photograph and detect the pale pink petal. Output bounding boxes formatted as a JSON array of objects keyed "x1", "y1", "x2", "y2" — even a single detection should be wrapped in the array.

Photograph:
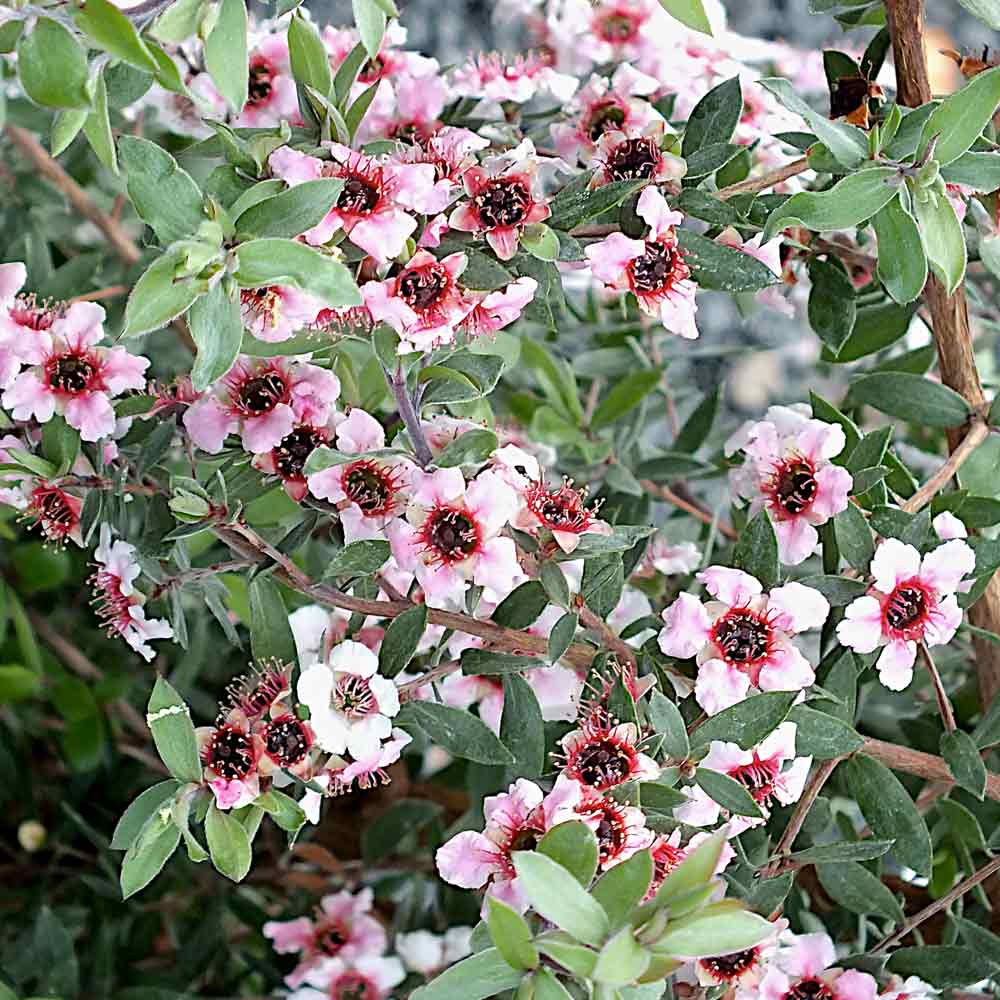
[
  {"x1": 0, "y1": 262, "x2": 26, "y2": 302},
  {"x1": 673, "y1": 785, "x2": 721, "y2": 827},
  {"x1": 757, "y1": 643, "x2": 815, "y2": 692},
  {"x1": 263, "y1": 917, "x2": 314, "y2": 953},
  {"x1": 836, "y1": 595, "x2": 884, "y2": 653},
  {"x1": 585, "y1": 233, "x2": 646, "y2": 285},
  {"x1": 698, "y1": 566, "x2": 762, "y2": 605},
  {"x1": 435, "y1": 830, "x2": 502, "y2": 888},
  {"x1": 781, "y1": 932, "x2": 836, "y2": 979},
  {"x1": 876, "y1": 639, "x2": 917, "y2": 691},
  {"x1": 919, "y1": 539, "x2": 975, "y2": 595},
  {"x1": 694, "y1": 658, "x2": 752, "y2": 715},
  {"x1": 473, "y1": 536, "x2": 521, "y2": 602},
  {"x1": 809, "y1": 464, "x2": 853, "y2": 521},
  {"x1": 336, "y1": 408, "x2": 386, "y2": 453},
  {"x1": 870, "y1": 538, "x2": 921, "y2": 594},
  {"x1": 485, "y1": 226, "x2": 520, "y2": 261},
  {"x1": 100, "y1": 347, "x2": 150, "y2": 394},
  {"x1": 64, "y1": 391, "x2": 116, "y2": 441},
  {"x1": 933, "y1": 511, "x2": 968, "y2": 540},
  {"x1": 2, "y1": 372, "x2": 55, "y2": 424},
  {"x1": 767, "y1": 583, "x2": 830, "y2": 633},
  {"x1": 658, "y1": 592, "x2": 712, "y2": 658},
  {"x1": 637, "y1": 186, "x2": 683, "y2": 235},
  {"x1": 350, "y1": 209, "x2": 417, "y2": 262},
  {"x1": 241, "y1": 403, "x2": 295, "y2": 453},
  {"x1": 834, "y1": 971, "x2": 879, "y2": 1000}
]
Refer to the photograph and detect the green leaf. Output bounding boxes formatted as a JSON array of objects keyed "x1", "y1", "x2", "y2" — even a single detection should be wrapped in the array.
[
  {"x1": 830, "y1": 300, "x2": 916, "y2": 363},
  {"x1": 487, "y1": 897, "x2": 539, "y2": 971},
  {"x1": 760, "y1": 77, "x2": 869, "y2": 169},
  {"x1": 512, "y1": 851, "x2": 610, "y2": 946},
  {"x1": 205, "y1": 801, "x2": 253, "y2": 881},
  {"x1": 123, "y1": 253, "x2": 203, "y2": 338},
  {"x1": 843, "y1": 753, "x2": 933, "y2": 878},
  {"x1": 676, "y1": 230, "x2": 779, "y2": 293},
  {"x1": 538, "y1": 821, "x2": 600, "y2": 886},
  {"x1": 501, "y1": 673, "x2": 545, "y2": 780},
  {"x1": 17, "y1": 18, "x2": 91, "y2": 110},
  {"x1": 682, "y1": 77, "x2": 740, "y2": 155},
  {"x1": 953, "y1": 914, "x2": 1000, "y2": 966},
  {"x1": 691, "y1": 692, "x2": 797, "y2": 751},
  {"x1": 886, "y1": 946, "x2": 997, "y2": 989},
  {"x1": 763, "y1": 167, "x2": 901, "y2": 240},
  {"x1": 188, "y1": 280, "x2": 242, "y2": 390},
  {"x1": 807, "y1": 257, "x2": 856, "y2": 352},
  {"x1": 787, "y1": 839, "x2": 894, "y2": 865},
  {"x1": 653, "y1": 904, "x2": 773, "y2": 959},
  {"x1": 147, "y1": 677, "x2": 202, "y2": 782},
  {"x1": 289, "y1": 11, "x2": 334, "y2": 99},
  {"x1": 871, "y1": 194, "x2": 927, "y2": 304},
  {"x1": 204, "y1": 0, "x2": 248, "y2": 113},
  {"x1": 849, "y1": 372, "x2": 971, "y2": 428},
  {"x1": 536, "y1": 933, "x2": 599, "y2": 978},
  {"x1": 539, "y1": 561, "x2": 571, "y2": 609},
  {"x1": 398, "y1": 701, "x2": 515, "y2": 764},
  {"x1": 673, "y1": 387, "x2": 719, "y2": 454},
  {"x1": 493, "y1": 581, "x2": 549, "y2": 629},
  {"x1": 234, "y1": 238, "x2": 362, "y2": 308},
  {"x1": 941, "y1": 150, "x2": 1000, "y2": 190},
  {"x1": 460, "y1": 649, "x2": 546, "y2": 675},
  {"x1": 42, "y1": 415, "x2": 81, "y2": 473},
  {"x1": 120, "y1": 809, "x2": 181, "y2": 899},
  {"x1": 111, "y1": 780, "x2": 182, "y2": 850},
  {"x1": 913, "y1": 187, "x2": 967, "y2": 295},
  {"x1": 353, "y1": 0, "x2": 387, "y2": 58},
  {"x1": 547, "y1": 177, "x2": 647, "y2": 232},
  {"x1": 659, "y1": 0, "x2": 713, "y2": 32},
  {"x1": 435, "y1": 428, "x2": 499, "y2": 468},
  {"x1": 75, "y1": 0, "x2": 158, "y2": 73},
  {"x1": 522, "y1": 223, "x2": 560, "y2": 262},
  {"x1": 732, "y1": 509, "x2": 779, "y2": 589},
  {"x1": 646, "y1": 690, "x2": 689, "y2": 759},
  {"x1": 248, "y1": 576, "x2": 297, "y2": 663},
  {"x1": 378, "y1": 603, "x2": 427, "y2": 678},
  {"x1": 411, "y1": 948, "x2": 524, "y2": 1000},
  {"x1": 119, "y1": 137, "x2": 204, "y2": 244},
  {"x1": 648, "y1": 831, "x2": 726, "y2": 906},
  {"x1": 592, "y1": 850, "x2": 653, "y2": 929},
  {"x1": 236, "y1": 179, "x2": 345, "y2": 239},
  {"x1": 787, "y1": 706, "x2": 862, "y2": 758},
  {"x1": 592, "y1": 926, "x2": 650, "y2": 985},
  {"x1": 361, "y1": 798, "x2": 442, "y2": 860},
  {"x1": 51, "y1": 109, "x2": 89, "y2": 156},
  {"x1": 531, "y1": 968, "x2": 575, "y2": 1000},
  {"x1": 695, "y1": 768, "x2": 763, "y2": 818},
  {"x1": 799, "y1": 575, "x2": 868, "y2": 606},
  {"x1": 255, "y1": 788, "x2": 307, "y2": 833},
  {"x1": 0, "y1": 663, "x2": 43, "y2": 701},
  {"x1": 324, "y1": 539, "x2": 391, "y2": 577},
  {"x1": 815, "y1": 861, "x2": 903, "y2": 921},
  {"x1": 940, "y1": 729, "x2": 987, "y2": 800},
  {"x1": 83, "y1": 68, "x2": 118, "y2": 174},
  {"x1": 919, "y1": 65, "x2": 1000, "y2": 165},
  {"x1": 834, "y1": 501, "x2": 874, "y2": 573},
  {"x1": 591, "y1": 369, "x2": 662, "y2": 429},
  {"x1": 548, "y1": 612, "x2": 578, "y2": 663}
]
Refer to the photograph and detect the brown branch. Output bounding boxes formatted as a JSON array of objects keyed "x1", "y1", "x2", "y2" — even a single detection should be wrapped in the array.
[
  {"x1": 4, "y1": 124, "x2": 142, "y2": 267},
  {"x1": 884, "y1": 0, "x2": 1000, "y2": 711},
  {"x1": 640, "y1": 479, "x2": 738, "y2": 540},
  {"x1": 920, "y1": 644, "x2": 957, "y2": 733},
  {"x1": 873, "y1": 854, "x2": 1000, "y2": 951},
  {"x1": 901, "y1": 419, "x2": 990, "y2": 513},
  {"x1": 862, "y1": 736, "x2": 1000, "y2": 800},
  {"x1": 716, "y1": 156, "x2": 810, "y2": 200},
  {"x1": 577, "y1": 604, "x2": 637, "y2": 671},
  {"x1": 397, "y1": 660, "x2": 462, "y2": 697},
  {"x1": 68, "y1": 284, "x2": 130, "y2": 304}
]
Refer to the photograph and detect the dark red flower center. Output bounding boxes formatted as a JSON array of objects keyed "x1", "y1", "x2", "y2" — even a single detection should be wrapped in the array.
[
  {"x1": 29, "y1": 485, "x2": 79, "y2": 542},
  {"x1": 586, "y1": 100, "x2": 627, "y2": 141},
  {"x1": 630, "y1": 240, "x2": 676, "y2": 293},
  {"x1": 334, "y1": 674, "x2": 376, "y2": 718},
  {"x1": 274, "y1": 426, "x2": 324, "y2": 479},
  {"x1": 248, "y1": 59, "x2": 274, "y2": 104},
  {"x1": 47, "y1": 354, "x2": 95, "y2": 393},
  {"x1": 596, "y1": 11, "x2": 639, "y2": 42},
  {"x1": 422, "y1": 506, "x2": 480, "y2": 563},
  {"x1": 337, "y1": 176, "x2": 381, "y2": 215},
  {"x1": 651, "y1": 839, "x2": 685, "y2": 884},
  {"x1": 701, "y1": 948, "x2": 759, "y2": 982},
  {"x1": 11, "y1": 296, "x2": 56, "y2": 330},
  {"x1": 773, "y1": 459, "x2": 818, "y2": 515},
  {"x1": 884, "y1": 583, "x2": 929, "y2": 635},
  {"x1": 204, "y1": 725, "x2": 256, "y2": 781},
  {"x1": 264, "y1": 714, "x2": 312, "y2": 766},
  {"x1": 713, "y1": 610, "x2": 770, "y2": 664},
  {"x1": 527, "y1": 481, "x2": 594, "y2": 533},
  {"x1": 238, "y1": 371, "x2": 288, "y2": 414},
  {"x1": 729, "y1": 755, "x2": 779, "y2": 805},
  {"x1": 575, "y1": 738, "x2": 632, "y2": 788},
  {"x1": 226, "y1": 665, "x2": 289, "y2": 718},
  {"x1": 475, "y1": 178, "x2": 531, "y2": 229},
  {"x1": 343, "y1": 458, "x2": 396, "y2": 515},
  {"x1": 786, "y1": 979, "x2": 834, "y2": 1000},
  {"x1": 316, "y1": 919, "x2": 349, "y2": 956},
  {"x1": 606, "y1": 137, "x2": 659, "y2": 181},
  {"x1": 359, "y1": 55, "x2": 386, "y2": 84},
  {"x1": 332, "y1": 971, "x2": 376, "y2": 1000},
  {"x1": 594, "y1": 808, "x2": 627, "y2": 862},
  {"x1": 398, "y1": 264, "x2": 449, "y2": 312}
]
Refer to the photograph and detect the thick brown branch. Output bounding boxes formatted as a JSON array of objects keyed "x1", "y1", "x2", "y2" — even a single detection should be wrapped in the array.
[{"x1": 862, "y1": 736, "x2": 1000, "y2": 800}]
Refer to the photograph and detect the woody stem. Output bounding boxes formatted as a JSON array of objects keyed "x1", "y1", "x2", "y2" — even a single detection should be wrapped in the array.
[{"x1": 387, "y1": 364, "x2": 434, "y2": 468}]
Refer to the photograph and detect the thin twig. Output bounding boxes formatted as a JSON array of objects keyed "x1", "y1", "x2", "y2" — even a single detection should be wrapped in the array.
[
  {"x1": 873, "y1": 854, "x2": 1000, "y2": 951},
  {"x1": 397, "y1": 660, "x2": 463, "y2": 697},
  {"x1": 715, "y1": 157, "x2": 811, "y2": 200},
  {"x1": 68, "y1": 284, "x2": 130, "y2": 304},
  {"x1": 577, "y1": 604, "x2": 637, "y2": 671},
  {"x1": 640, "y1": 479, "x2": 738, "y2": 540},
  {"x1": 387, "y1": 365, "x2": 433, "y2": 468},
  {"x1": 920, "y1": 643, "x2": 957, "y2": 733},
  {"x1": 862, "y1": 736, "x2": 1000, "y2": 800},
  {"x1": 901, "y1": 418, "x2": 990, "y2": 514}
]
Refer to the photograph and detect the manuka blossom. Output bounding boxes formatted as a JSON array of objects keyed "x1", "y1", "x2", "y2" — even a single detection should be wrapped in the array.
[
  {"x1": 448, "y1": 140, "x2": 552, "y2": 261},
  {"x1": 754, "y1": 932, "x2": 879, "y2": 1000},
  {"x1": 288, "y1": 955, "x2": 406, "y2": 1000},
  {"x1": 450, "y1": 52, "x2": 577, "y2": 105},
  {"x1": 576, "y1": 782, "x2": 654, "y2": 870},
  {"x1": 91, "y1": 526, "x2": 173, "y2": 662},
  {"x1": 23, "y1": 480, "x2": 83, "y2": 546},
  {"x1": 330, "y1": 727, "x2": 412, "y2": 794},
  {"x1": 726, "y1": 405, "x2": 853, "y2": 565},
  {"x1": 690, "y1": 917, "x2": 786, "y2": 990},
  {"x1": 389, "y1": 467, "x2": 522, "y2": 608},
  {"x1": 641, "y1": 533, "x2": 701, "y2": 577},
  {"x1": 252, "y1": 412, "x2": 336, "y2": 502},
  {"x1": 240, "y1": 284, "x2": 323, "y2": 343},
  {"x1": 235, "y1": 34, "x2": 300, "y2": 127},
  {"x1": 263, "y1": 888, "x2": 387, "y2": 988},
  {"x1": 297, "y1": 640, "x2": 400, "y2": 761},
  {"x1": 674, "y1": 722, "x2": 811, "y2": 833},
  {"x1": 879, "y1": 976, "x2": 938, "y2": 1000},
  {"x1": 836, "y1": 538, "x2": 975, "y2": 691},
  {"x1": 2, "y1": 302, "x2": 149, "y2": 441},
  {"x1": 585, "y1": 186, "x2": 699, "y2": 339},
  {"x1": 645, "y1": 828, "x2": 734, "y2": 900},
  {"x1": 198, "y1": 719, "x2": 261, "y2": 810},
  {"x1": 307, "y1": 408, "x2": 416, "y2": 543},
  {"x1": 183, "y1": 356, "x2": 340, "y2": 454},
  {"x1": 396, "y1": 927, "x2": 473, "y2": 977},
  {"x1": 268, "y1": 143, "x2": 437, "y2": 261},
  {"x1": 0, "y1": 261, "x2": 50, "y2": 388},
  {"x1": 592, "y1": 127, "x2": 684, "y2": 185},
  {"x1": 461, "y1": 277, "x2": 538, "y2": 338},
  {"x1": 659, "y1": 568, "x2": 829, "y2": 714},
  {"x1": 435, "y1": 775, "x2": 585, "y2": 914},
  {"x1": 512, "y1": 477, "x2": 612, "y2": 553},
  {"x1": 558, "y1": 713, "x2": 659, "y2": 791},
  {"x1": 362, "y1": 250, "x2": 474, "y2": 352}
]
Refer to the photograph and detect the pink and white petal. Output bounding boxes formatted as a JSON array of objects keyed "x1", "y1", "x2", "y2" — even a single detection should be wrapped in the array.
[
  {"x1": 776, "y1": 754, "x2": 813, "y2": 806},
  {"x1": 362, "y1": 279, "x2": 418, "y2": 333},
  {"x1": 54, "y1": 301, "x2": 105, "y2": 345},
  {"x1": 773, "y1": 516, "x2": 818, "y2": 566},
  {"x1": 767, "y1": 582, "x2": 830, "y2": 633},
  {"x1": 241, "y1": 404, "x2": 296, "y2": 453},
  {"x1": 636, "y1": 186, "x2": 683, "y2": 235},
  {"x1": 835, "y1": 596, "x2": 884, "y2": 653},
  {"x1": 694, "y1": 658, "x2": 752, "y2": 715},
  {"x1": 183, "y1": 397, "x2": 239, "y2": 454},
  {"x1": 350, "y1": 209, "x2": 417, "y2": 262},
  {"x1": 657, "y1": 285, "x2": 700, "y2": 340},
  {"x1": 780, "y1": 932, "x2": 836, "y2": 979},
  {"x1": 584, "y1": 233, "x2": 646, "y2": 285},
  {"x1": 263, "y1": 917, "x2": 314, "y2": 953},
  {"x1": 701, "y1": 740, "x2": 752, "y2": 774},
  {"x1": 698, "y1": 566, "x2": 763, "y2": 605},
  {"x1": 64, "y1": 391, "x2": 116, "y2": 441},
  {"x1": 919, "y1": 539, "x2": 976, "y2": 595},
  {"x1": 485, "y1": 226, "x2": 520, "y2": 261},
  {"x1": 435, "y1": 830, "x2": 502, "y2": 888},
  {"x1": 870, "y1": 538, "x2": 921, "y2": 595},
  {"x1": 809, "y1": 464, "x2": 853, "y2": 521},
  {"x1": 268, "y1": 145, "x2": 324, "y2": 186},
  {"x1": 757, "y1": 720, "x2": 798, "y2": 763},
  {"x1": 933, "y1": 510, "x2": 968, "y2": 540},
  {"x1": 673, "y1": 785, "x2": 721, "y2": 827},
  {"x1": 924, "y1": 594, "x2": 963, "y2": 647},
  {"x1": 758, "y1": 643, "x2": 815, "y2": 693},
  {"x1": 528, "y1": 665, "x2": 583, "y2": 722},
  {"x1": 100, "y1": 347, "x2": 150, "y2": 394},
  {"x1": 0, "y1": 261, "x2": 27, "y2": 302},
  {"x1": 473, "y1": 536, "x2": 522, "y2": 602},
  {"x1": 336, "y1": 407, "x2": 386, "y2": 453},
  {"x1": 875, "y1": 639, "x2": 917, "y2": 691},
  {"x1": 2, "y1": 372, "x2": 55, "y2": 424},
  {"x1": 797, "y1": 420, "x2": 846, "y2": 463},
  {"x1": 658, "y1": 592, "x2": 712, "y2": 658},
  {"x1": 833, "y1": 971, "x2": 880, "y2": 1000}
]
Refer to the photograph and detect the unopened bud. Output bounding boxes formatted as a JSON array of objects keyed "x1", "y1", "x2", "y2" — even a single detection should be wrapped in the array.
[{"x1": 18, "y1": 819, "x2": 46, "y2": 852}]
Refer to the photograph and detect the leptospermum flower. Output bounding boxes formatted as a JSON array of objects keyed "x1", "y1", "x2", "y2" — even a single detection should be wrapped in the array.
[
  {"x1": 198, "y1": 719, "x2": 261, "y2": 810},
  {"x1": 674, "y1": 722, "x2": 811, "y2": 833},
  {"x1": 449, "y1": 140, "x2": 552, "y2": 261},
  {"x1": 396, "y1": 927, "x2": 473, "y2": 977},
  {"x1": 252, "y1": 411, "x2": 336, "y2": 502},
  {"x1": 307, "y1": 408, "x2": 417, "y2": 543},
  {"x1": 450, "y1": 51, "x2": 577, "y2": 105},
  {"x1": 559, "y1": 712, "x2": 659, "y2": 791},
  {"x1": 183, "y1": 356, "x2": 340, "y2": 454},
  {"x1": 240, "y1": 284, "x2": 323, "y2": 343},
  {"x1": 2, "y1": 302, "x2": 149, "y2": 441},
  {"x1": 659, "y1": 568, "x2": 830, "y2": 714},
  {"x1": 461, "y1": 276, "x2": 538, "y2": 338},
  {"x1": 289, "y1": 954, "x2": 406, "y2": 1000},
  {"x1": 836, "y1": 538, "x2": 975, "y2": 691},
  {"x1": 297, "y1": 640, "x2": 400, "y2": 761},
  {"x1": 513, "y1": 478, "x2": 612, "y2": 554},
  {"x1": 753, "y1": 932, "x2": 879, "y2": 1000},
  {"x1": 0, "y1": 261, "x2": 50, "y2": 387},
  {"x1": 725, "y1": 405, "x2": 853, "y2": 565},
  {"x1": 879, "y1": 976, "x2": 938, "y2": 1000},
  {"x1": 435, "y1": 775, "x2": 586, "y2": 913},
  {"x1": 22, "y1": 480, "x2": 83, "y2": 545},
  {"x1": 593, "y1": 128, "x2": 683, "y2": 185},
  {"x1": 645, "y1": 828, "x2": 735, "y2": 900},
  {"x1": 576, "y1": 783, "x2": 654, "y2": 869},
  {"x1": 362, "y1": 250, "x2": 475, "y2": 352},
  {"x1": 268, "y1": 143, "x2": 437, "y2": 261},
  {"x1": 641, "y1": 533, "x2": 701, "y2": 577},
  {"x1": 585, "y1": 186, "x2": 699, "y2": 339},
  {"x1": 692, "y1": 917, "x2": 787, "y2": 991},
  {"x1": 263, "y1": 888, "x2": 388, "y2": 989},
  {"x1": 91, "y1": 525, "x2": 173, "y2": 662},
  {"x1": 389, "y1": 467, "x2": 522, "y2": 608},
  {"x1": 331, "y1": 727, "x2": 412, "y2": 793},
  {"x1": 235, "y1": 34, "x2": 300, "y2": 127}
]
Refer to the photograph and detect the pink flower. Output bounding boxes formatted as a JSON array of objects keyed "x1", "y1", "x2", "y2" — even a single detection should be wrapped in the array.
[
  {"x1": 641, "y1": 534, "x2": 701, "y2": 576},
  {"x1": 592, "y1": 126, "x2": 686, "y2": 186},
  {"x1": 234, "y1": 36, "x2": 300, "y2": 127},
  {"x1": 2, "y1": 302, "x2": 149, "y2": 441},
  {"x1": 694, "y1": 917, "x2": 787, "y2": 989},
  {"x1": 836, "y1": 537, "x2": 974, "y2": 691},
  {"x1": 585, "y1": 186, "x2": 698, "y2": 338},
  {"x1": 331, "y1": 727, "x2": 412, "y2": 794},
  {"x1": 0, "y1": 261, "x2": 53, "y2": 388},
  {"x1": 461, "y1": 277, "x2": 538, "y2": 338},
  {"x1": 240, "y1": 284, "x2": 324, "y2": 343},
  {"x1": 362, "y1": 250, "x2": 474, "y2": 352},
  {"x1": 23, "y1": 480, "x2": 83, "y2": 546},
  {"x1": 197, "y1": 722, "x2": 260, "y2": 810},
  {"x1": 91, "y1": 525, "x2": 173, "y2": 662},
  {"x1": 448, "y1": 140, "x2": 552, "y2": 261},
  {"x1": 559, "y1": 712, "x2": 659, "y2": 791},
  {"x1": 182, "y1": 356, "x2": 339, "y2": 454},
  {"x1": 252, "y1": 416, "x2": 335, "y2": 502},
  {"x1": 646, "y1": 828, "x2": 734, "y2": 900},
  {"x1": 435, "y1": 775, "x2": 585, "y2": 914},
  {"x1": 674, "y1": 722, "x2": 811, "y2": 833},
  {"x1": 293, "y1": 955, "x2": 406, "y2": 1000},
  {"x1": 512, "y1": 478, "x2": 613, "y2": 554},
  {"x1": 725, "y1": 405, "x2": 853, "y2": 565},
  {"x1": 659, "y1": 568, "x2": 829, "y2": 714},
  {"x1": 388, "y1": 467, "x2": 522, "y2": 608},
  {"x1": 263, "y1": 888, "x2": 387, "y2": 989},
  {"x1": 576, "y1": 783, "x2": 654, "y2": 870},
  {"x1": 756, "y1": 932, "x2": 879, "y2": 1000},
  {"x1": 307, "y1": 408, "x2": 417, "y2": 543},
  {"x1": 450, "y1": 52, "x2": 577, "y2": 104}
]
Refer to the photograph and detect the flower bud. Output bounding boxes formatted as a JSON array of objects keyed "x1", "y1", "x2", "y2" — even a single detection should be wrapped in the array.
[{"x1": 18, "y1": 819, "x2": 46, "y2": 852}]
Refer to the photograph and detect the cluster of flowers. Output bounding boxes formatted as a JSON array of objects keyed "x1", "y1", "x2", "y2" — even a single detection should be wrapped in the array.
[{"x1": 262, "y1": 882, "x2": 473, "y2": 1000}]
